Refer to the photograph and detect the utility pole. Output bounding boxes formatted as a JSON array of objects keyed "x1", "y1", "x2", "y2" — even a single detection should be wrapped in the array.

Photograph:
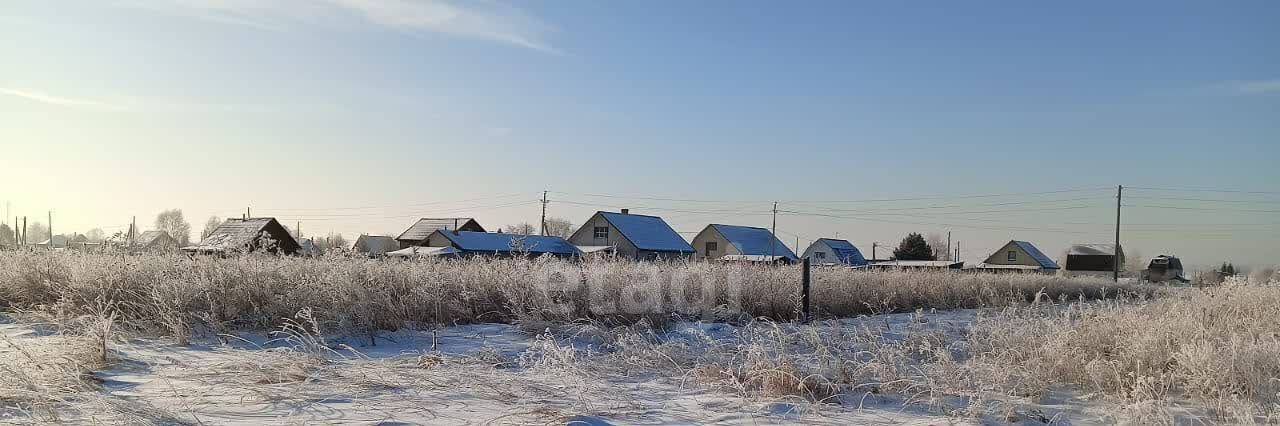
[
  {"x1": 770, "y1": 202, "x2": 778, "y2": 260},
  {"x1": 540, "y1": 190, "x2": 548, "y2": 236},
  {"x1": 22, "y1": 217, "x2": 27, "y2": 247},
  {"x1": 1113, "y1": 185, "x2": 1122, "y2": 282},
  {"x1": 247, "y1": 207, "x2": 251, "y2": 219},
  {"x1": 946, "y1": 231, "x2": 952, "y2": 261},
  {"x1": 48, "y1": 211, "x2": 52, "y2": 248},
  {"x1": 296, "y1": 221, "x2": 301, "y2": 238},
  {"x1": 956, "y1": 241, "x2": 960, "y2": 264},
  {"x1": 131, "y1": 216, "x2": 137, "y2": 246}
]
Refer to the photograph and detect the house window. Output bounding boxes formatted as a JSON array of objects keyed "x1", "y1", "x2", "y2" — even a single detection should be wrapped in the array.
[
  {"x1": 593, "y1": 226, "x2": 609, "y2": 239},
  {"x1": 815, "y1": 252, "x2": 827, "y2": 260},
  {"x1": 1007, "y1": 251, "x2": 1017, "y2": 261},
  {"x1": 705, "y1": 241, "x2": 718, "y2": 256}
]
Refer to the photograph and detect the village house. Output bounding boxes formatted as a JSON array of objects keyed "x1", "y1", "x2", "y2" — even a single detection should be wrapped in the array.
[
  {"x1": 132, "y1": 230, "x2": 178, "y2": 252},
  {"x1": 970, "y1": 240, "x2": 1060, "y2": 274},
  {"x1": 801, "y1": 238, "x2": 868, "y2": 266},
  {"x1": 567, "y1": 210, "x2": 694, "y2": 260},
  {"x1": 182, "y1": 217, "x2": 300, "y2": 255},
  {"x1": 395, "y1": 218, "x2": 485, "y2": 248},
  {"x1": 423, "y1": 229, "x2": 579, "y2": 258},
  {"x1": 352, "y1": 234, "x2": 400, "y2": 257},
  {"x1": 690, "y1": 224, "x2": 799, "y2": 263},
  {"x1": 1063, "y1": 244, "x2": 1125, "y2": 278}
]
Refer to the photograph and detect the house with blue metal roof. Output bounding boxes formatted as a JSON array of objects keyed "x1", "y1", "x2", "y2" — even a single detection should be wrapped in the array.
[
  {"x1": 801, "y1": 238, "x2": 868, "y2": 266},
  {"x1": 972, "y1": 240, "x2": 1060, "y2": 273},
  {"x1": 568, "y1": 210, "x2": 694, "y2": 260},
  {"x1": 690, "y1": 224, "x2": 799, "y2": 263},
  {"x1": 424, "y1": 230, "x2": 580, "y2": 258}
]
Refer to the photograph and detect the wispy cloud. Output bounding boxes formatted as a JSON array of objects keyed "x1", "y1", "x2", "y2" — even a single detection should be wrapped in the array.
[
  {"x1": 1232, "y1": 79, "x2": 1280, "y2": 95},
  {"x1": 0, "y1": 87, "x2": 129, "y2": 111},
  {"x1": 120, "y1": 0, "x2": 561, "y2": 53}
]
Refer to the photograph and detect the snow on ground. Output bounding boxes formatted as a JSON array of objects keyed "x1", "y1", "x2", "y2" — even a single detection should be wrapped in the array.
[{"x1": 0, "y1": 311, "x2": 1122, "y2": 425}]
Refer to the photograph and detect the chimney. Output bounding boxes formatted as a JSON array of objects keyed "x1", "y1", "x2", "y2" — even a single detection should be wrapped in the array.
[{"x1": 621, "y1": 209, "x2": 630, "y2": 215}]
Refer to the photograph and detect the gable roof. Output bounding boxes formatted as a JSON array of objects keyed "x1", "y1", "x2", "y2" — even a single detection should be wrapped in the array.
[
  {"x1": 397, "y1": 218, "x2": 485, "y2": 242},
  {"x1": 710, "y1": 224, "x2": 798, "y2": 261},
  {"x1": 433, "y1": 231, "x2": 579, "y2": 256},
  {"x1": 185, "y1": 217, "x2": 299, "y2": 254},
  {"x1": 1012, "y1": 240, "x2": 1059, "y2": 269},
  {"x1": 134, "y1": 230, "x2": 174, "y2": 248},
  {"x1": 597, "y1": 212, "x2": 694, "y2": 253},
  {"x1": 816, "y1": 238, "x2": 868, "y2": 266},
  {"x1": 353, "y1": 235, "x2": 399, "y2": 254}
]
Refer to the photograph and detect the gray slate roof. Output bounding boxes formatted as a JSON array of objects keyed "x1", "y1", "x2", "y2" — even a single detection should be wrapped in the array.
[
  {"x1": 134, "y1": 230, "x2": 173, "y2": 248},
  {"x1": 185, "y1": 218, "x2": 298, "y2": 254},
  {"x1": 396, "y1": 218, "x2": 485, "y2": 242}
]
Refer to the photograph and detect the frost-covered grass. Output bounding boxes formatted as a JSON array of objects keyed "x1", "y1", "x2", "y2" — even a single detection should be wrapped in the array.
[
  {"x1": 0, "y1": 251, "x2": 1141, "y2": 339},
  {"x1": 1, "y1": 283, "x2": 1277, "y2": 423},
  {"x1": 8, "y1": 251, "x2": 1271, "y2": 424}
]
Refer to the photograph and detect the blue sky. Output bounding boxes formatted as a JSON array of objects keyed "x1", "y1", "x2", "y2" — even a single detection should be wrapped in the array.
[{"x1": 1, "y1": 0, "x2": 1277, "y2": 267}]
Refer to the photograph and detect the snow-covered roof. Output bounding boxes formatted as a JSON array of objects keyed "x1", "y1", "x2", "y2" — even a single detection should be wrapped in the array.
[
  {"x1": 134, "y1": 230, "x2": 173, "y2": 248},
  {"x1": 353, "y1": 235, "x2": 399, "y2": 254},
  {"x1": 717, "y1": 254, "x2": 792, "y2": 263},
  {"x1": 433, "y1": 231, "x2": 579, "y2": 256},
  {"x1": 397, "y1": 218, "x2": 485, "y2": 242},
  {"x1": 1069, "y1": 244, "x2": 1120, "y2": 256},
  {"x1": 386, "y1": 246, "x2": 460, "y2": 258},
  {"x1": 575, "y1": 245, "x2": 616, "y2": 254},
  {"x1": 183, "y1": 217, "x2": 299, "y2": 254}
]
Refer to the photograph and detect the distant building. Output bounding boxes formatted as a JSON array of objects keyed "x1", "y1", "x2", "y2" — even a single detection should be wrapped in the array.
[
  {"x1": 37, "y1": 234, "x2": 87, "y2": 249},
  {"x1": 296, "y1": 238, "x2": 324, "y2": 257},
  {"x1": 1063, "y1": 244, "x2": 1124, "y2": 277},
  {"x1": 423, "y1": 230, "x2": 579, "y2": 258},
  {"x1": 691, "y1": 224, "x2": 799, "y2": 264},
  {"x1": 801, "y1": 238, "x2": 868, "y2": 266},
  {"x1": 567, "y1": 210, "x2": 693, "y2": 260},
  {"x1": 132, "y1": 230, "x2": 178, "y2": 252},
  {"x1": 182, "y1": 217, "x2": 300, "y2": 255},
  {"x1": 396, "y1": 218, "x2": 485, "y2": 249},
  {"x1": 867, "y1": 260, "x2": 964, "y2": 270},
  {"x1": 352, "y1": 235, "x2": 400, "y2": 257},
  {"x1": 970, "y1": 240, "x2": 1059, "y2": 274}
]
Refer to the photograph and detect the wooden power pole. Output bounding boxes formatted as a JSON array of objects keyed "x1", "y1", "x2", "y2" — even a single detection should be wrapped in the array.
[
  {"x1": 540, "y1": 190, "x2": 548, "y2": 236},
  {"x1": 1113, "y1": 185, "x2": 1122, "y2": 282},
  {"x1": 770, "y1": 202, "x2": 778, "y2": 260}
]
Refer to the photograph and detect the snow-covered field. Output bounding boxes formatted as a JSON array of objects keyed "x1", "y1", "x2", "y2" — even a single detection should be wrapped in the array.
[{"x1": 2, "y1": 309, "x2": 1131, "y2": 425}]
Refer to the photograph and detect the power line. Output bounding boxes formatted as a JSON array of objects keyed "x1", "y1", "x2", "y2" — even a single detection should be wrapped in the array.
[
  {"x1": 551, "y1": 187, "x2": 1113, "y2": 204},
  {"x1": 789, "y1": 196, "x2": 1111, "y2": 213},
  {"x1": 775, "y1": 209, "x2": 1105, "y2": 235},
  {"x1": 551, "y1": 199, "x2": 774, "y2": 216},
  {"x1": 258, "y1": 192, "x2": 535, "y2": 212},
  {"x1": 1127, "y1": 186, "x2": 1280, "y2": 195},
  {"x1": 1124, "y1": 195, "x2": 1280, "y2": 204},
  {"x1": 1123, "y1": 204, "x2": 1280, "y2": 214}
]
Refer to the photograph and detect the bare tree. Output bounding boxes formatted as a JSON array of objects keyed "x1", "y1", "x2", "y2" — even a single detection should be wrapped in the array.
[
  {"x1": 155, "y1": 209, "x2": 192, "y2": 246},
  {"x1": 926, "y1": 233, "x2": 948, "y2": 261},
  {"x1": 25, "y1": 221, "x2": 47, "y2": 244},
  {"x1": 201, "y1": 216, "x2": 222, "y2": 240},
  {"x1": 504, "y1": 223, "x2": 537, "y2": 235},
  {"x1": 0, "y1": 224, "x2": 13, "y2": 247},
  {"x1": 321, "y1": 233, "x2": 348, "y2": 250},
  {"x1": 544, "y1": 217, "x2": 574, "y2": 238}
]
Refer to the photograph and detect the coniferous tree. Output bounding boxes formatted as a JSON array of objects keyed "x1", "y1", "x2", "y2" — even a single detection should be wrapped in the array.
[{"x1": 893, "y1": 232, "x2": 935, "y2": 261}]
